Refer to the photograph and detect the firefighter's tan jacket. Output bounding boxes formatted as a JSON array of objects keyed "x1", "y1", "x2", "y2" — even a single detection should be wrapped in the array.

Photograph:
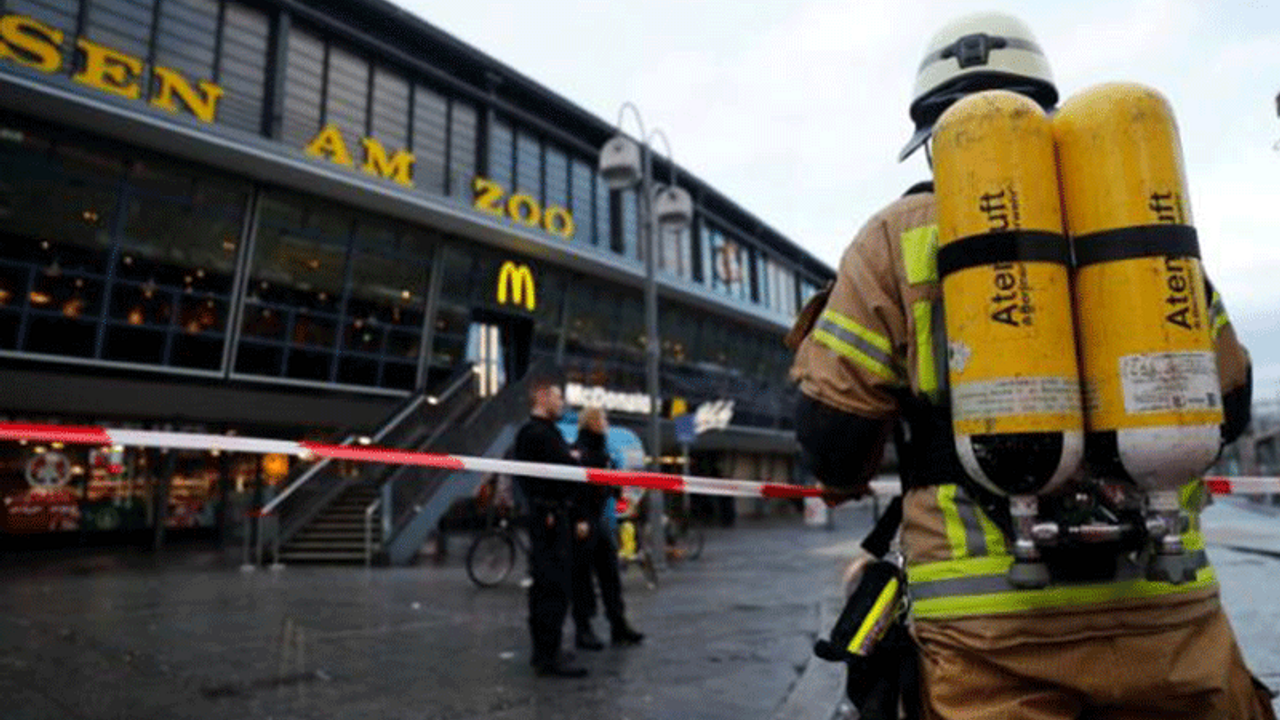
[{"x1": 790, "y1": 188, "x2": 1252, "y2": 648}]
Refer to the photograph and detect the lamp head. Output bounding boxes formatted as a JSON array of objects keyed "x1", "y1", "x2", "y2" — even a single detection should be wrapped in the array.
[
  {"x1": 653, "y1": 185, "x2": 693, "y2": 231},
  {"x1": 599, "y1": 135, "x2": 642, "y2": 189}
]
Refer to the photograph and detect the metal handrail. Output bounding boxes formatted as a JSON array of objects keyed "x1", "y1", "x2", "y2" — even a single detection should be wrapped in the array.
[
  {"x1": 261, "y1": 392, "x2": 429, "y2": 517},
  {"x1": 254, "y1": 391, "x2": 430, "y2": 567},
  {"x1": 364, "y1": 497, "x2": 382, "y2": 567}
]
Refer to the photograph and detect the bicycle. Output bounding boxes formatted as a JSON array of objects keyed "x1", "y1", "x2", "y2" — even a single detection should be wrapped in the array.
[
  {"x1": 615, "y1": 491, "x2": 706, "y2": 587},
  {"x1": 465, "y1": 514, "x2": 529, "y2": 588}
]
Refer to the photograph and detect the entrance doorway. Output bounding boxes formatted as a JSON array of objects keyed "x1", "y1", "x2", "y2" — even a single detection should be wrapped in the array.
[{"x1": 465, "y1": 309, "x2": 533, "y2": 397}]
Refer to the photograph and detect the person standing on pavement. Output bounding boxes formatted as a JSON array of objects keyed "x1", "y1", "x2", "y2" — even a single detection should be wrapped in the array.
[
  {"x1": 513, "y1": 375, "x2": 589, "y2": 678},
  {"x1": 570, "y1": 406, "x2": 645, "y2": 651},
  {"x1": 789, "y1": 11, "x2": 1276, "y2": 719}
]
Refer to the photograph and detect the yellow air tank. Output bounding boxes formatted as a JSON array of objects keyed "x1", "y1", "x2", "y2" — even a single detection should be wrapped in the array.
[
  {"x1": 1054, "y1": 83, "x2": 1222, "y2": 499},
  {"x1": 1055, "y1": 83, "x2": 1221, "y2": 583},
  {"x1": 933, "y1": 90, "x2": 1084, "y2": 500}
]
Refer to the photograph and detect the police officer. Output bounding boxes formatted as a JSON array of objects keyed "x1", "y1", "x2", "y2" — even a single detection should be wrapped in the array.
[
  {"x1": 790, "y1": 12, "x2": 1276, "y2": 718},
  {"x1": 514, "y1": 375, "x2": 589, "y2": 678}
]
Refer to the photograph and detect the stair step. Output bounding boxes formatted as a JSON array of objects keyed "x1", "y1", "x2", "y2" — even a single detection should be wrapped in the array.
[
  {"x1": 285, "y1": 535, "x2": 371, "y2": 545},
  {"x1": 277, "y1": 551, "x2": 368, "y2": 563}
]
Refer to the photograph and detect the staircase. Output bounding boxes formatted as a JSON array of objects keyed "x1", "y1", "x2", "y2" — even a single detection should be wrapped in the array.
[
  {"x1": 257, "y1": 361, "x2": 542, "y2": 566},
  {"x1": 277, "y1": 483, "x2": 380, "y2": 563}
]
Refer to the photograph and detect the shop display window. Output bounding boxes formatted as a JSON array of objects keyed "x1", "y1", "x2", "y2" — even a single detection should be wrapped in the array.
[{"x1": 0, "y1": 437, "x2": 259, "y2": 538}]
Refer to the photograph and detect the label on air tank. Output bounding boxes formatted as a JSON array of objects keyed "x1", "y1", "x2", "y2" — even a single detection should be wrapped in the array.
[
  {"x1": 951, "y1": 376, "x2": 1082, "y2": 420},
  {"x1": 1119, "y1": 351, "x2": 1220, "y2": 414}
]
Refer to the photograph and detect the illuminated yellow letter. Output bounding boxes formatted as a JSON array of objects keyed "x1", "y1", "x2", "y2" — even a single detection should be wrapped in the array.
[
  {"x1": 73, "y1": 37, "x2": 142, "y2": 100},
  {"x1": 150, "y1": 66, "x2": 223, "y2": 123},
  {"x1": 497, "y1": 261, "x2": 537, "y2": 311},
  {"x1": 543, "y1": 206, "x2": 576, "y2": 240},
  {"x1": 0, "y1": 15, "x2": 64, "y2": 72},
  {"x1": 304, "y1": 125, "x2": 353, "y2": 166},
  {"x1": 360, "y1": 137, "x2": 415, "y2": 187}
]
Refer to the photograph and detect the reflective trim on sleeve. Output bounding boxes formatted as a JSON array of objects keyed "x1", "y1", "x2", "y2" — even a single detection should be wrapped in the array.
[
  {"x1": 937, "y1": 485, "x2": 971, "y2": 560},
  {"x1": 813, "y1": 309, "x2": 901, "y2": 382},
  {"x1": 901, "y1": 225, "x2": 939, "y2": 285},
  {"x1": 1208, "y1": 291, "x2": 1230, "y2": 340},
  {"x1": 913, "y1": 300, "x2": 938, "y2": 399}
]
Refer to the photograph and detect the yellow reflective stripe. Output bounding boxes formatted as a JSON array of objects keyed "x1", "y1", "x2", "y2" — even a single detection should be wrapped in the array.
[
  {"x1": 937, "y1": 485, "x2": 968, "y2": 560},
  {"x1": 977, "y1": 508, "x2": 1009, "y2": 557},
  {"x1": 812, "y1": 329, "x2": 900, "y2": 382},
  {"x1": 821, "y1": 309, "x2": 892, "y2": 353},
  {"x1": 908, "y1": 554, "x2": 1013, "y2": 584},
  {"x1": 913, "y1": 301, "x2": 937, "y2": 397},
  {"x1": 1212, "y1": 312, "x2": 1229, "y2": 340},
  {"x1": 1208, "y1": 291, "x2": 1230, "y2": 340},
  {"x1": 901, "y1": 225, "x2": 939, "y2": 285},
  {"x1": 910, "y1": 567, "x2": 1217, "y2": 619},
  {"x1": 848, "y1": 576, "x2": 900, "y2": 654}
]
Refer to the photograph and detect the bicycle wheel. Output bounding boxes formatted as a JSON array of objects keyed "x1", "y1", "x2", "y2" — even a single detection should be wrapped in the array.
[
  {"x1": 667, "y1": 518, "x2": 706, "y2": 561},
  {"x1": 466, "y1": 530, "x2": 516, "y2": 587}
]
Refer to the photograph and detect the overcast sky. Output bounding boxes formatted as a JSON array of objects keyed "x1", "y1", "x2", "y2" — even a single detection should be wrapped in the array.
[{"x1": 396, "y1": 0, "x2": 1280, "y2": 397}]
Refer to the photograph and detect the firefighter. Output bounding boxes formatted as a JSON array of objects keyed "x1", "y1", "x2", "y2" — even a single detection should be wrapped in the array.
[{"x1": 790, "y1": 12, "x2": 1276, "y2": 719}]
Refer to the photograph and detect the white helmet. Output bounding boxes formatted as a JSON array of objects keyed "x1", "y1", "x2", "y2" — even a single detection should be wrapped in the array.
[{"x1": 899, "y1": 12, "x2": 1057, "y2": 161}]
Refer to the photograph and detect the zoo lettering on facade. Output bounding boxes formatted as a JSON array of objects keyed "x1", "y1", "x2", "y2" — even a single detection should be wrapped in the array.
[{"x1": 473, "y1": 177, "x2": 575, "y2": 241}]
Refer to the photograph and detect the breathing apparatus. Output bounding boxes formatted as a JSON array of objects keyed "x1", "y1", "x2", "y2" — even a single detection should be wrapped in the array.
[{"x1": 907, "y1": 13, "x2": 1222, "y2": 589}]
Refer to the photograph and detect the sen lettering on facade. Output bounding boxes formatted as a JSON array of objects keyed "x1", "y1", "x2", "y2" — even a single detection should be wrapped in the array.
[{"x1": 0, "y1": 13, "x2": 223, "y2": 123}]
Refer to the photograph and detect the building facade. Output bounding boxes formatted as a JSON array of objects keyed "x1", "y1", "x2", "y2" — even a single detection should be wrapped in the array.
[{"x1": 0, "y1": 0, "x2": 833, "y2": 544}]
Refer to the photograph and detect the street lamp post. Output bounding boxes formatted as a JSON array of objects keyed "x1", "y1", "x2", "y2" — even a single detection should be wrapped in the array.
[{"x1": 599, "y1": 103, "x2": 693, "y2": 568}]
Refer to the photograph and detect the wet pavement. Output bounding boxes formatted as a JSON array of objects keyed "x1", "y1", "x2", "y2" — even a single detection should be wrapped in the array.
[
  {"x1": 0, "y1": 505, "x2": 869, "y2": 720},
  {"x1": 2, "y1": 496, "x2": 1278, "y2": 719}
]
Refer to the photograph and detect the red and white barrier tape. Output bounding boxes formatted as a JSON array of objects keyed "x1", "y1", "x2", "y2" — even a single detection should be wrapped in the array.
[
  {"x1": 0, "y1": 422, "x2": 824, "y2": 501},
  {"x1": 1, "y1": 423, "x2": 1275, "y2": 499}
]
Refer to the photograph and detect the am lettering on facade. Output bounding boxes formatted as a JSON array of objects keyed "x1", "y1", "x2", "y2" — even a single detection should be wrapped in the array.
[
  {"x1": 0, "y1": 14, "x2": 223, "y2": 123},
  {"x1": 304, "y1": 124, "x2": 416, "y2": 187}
]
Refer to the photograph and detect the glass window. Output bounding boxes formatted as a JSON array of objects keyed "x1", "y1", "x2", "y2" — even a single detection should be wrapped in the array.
[
  {"x1": 324, "y1": 45, "x2": 368, "y2": 136},
  {"x1": 154, "y1": 0, "x2": 218, "y2": 84},
  {"x1": 448, "y1": 101, "x2": 477, "y2": 199},
  {"x1": 487, "y1": 117, "x2": 513, "y2": 189},
  {"x1": 0, "y1": 125, "x2": 118, "y2": 357},
  {"x1": 369, "y1": 67, "x2": 409, "y2": 150},
  {"x1": 240, "y1": 191, "x2": 432, "y2": 390},
  {"x1": 705, "y1": 226, "x2": 750, "y2": 301},
  {"x1": 570, "y1": 159, "x2": 594, "y2": 246},
  {"x1": 426, "y1": 246, "x2": 473, "y2": 389},
  {"x1": 107, "y1": 158, "x2": 247, "y2": 369},
  {"x1": 238, "y1": 191, "x2": 350, "y2": 382},
  {"x1": 514, "y1": 130, "x2": 541, "y2": 201},
  {"x1": 593, "y1": 171, "x2": 610, "y2": 250},
  {"x1": 411, "y1": 85, "x2": 447, "y2": 194},
  {"x1": 341, "y1": 251, "x2": 428, "y2": 390},
  {"x1": 613, "y1": 189, "x2": 638, "y2": 260},
  {"x1": 216, "y1": 2, "x2": 270, "y2": 135},
  {"x1": 0, "y1": 116, "x2": 249, "y2": 369},
  {"x1": 281, "y1": 26, "x2": 324, "y2": 148},
  {"x1": 84, "y1": 0, "x2": 155, "y2": 64},
  {"x1": 544, "y1": 145, "x2": 567, "y2": 214},
  {"x1": 756, "y1": 253, "x2": 772, "y2": 310},
  {"x1": 658, "y1": 225, "x2": 692, "y2": 280}
]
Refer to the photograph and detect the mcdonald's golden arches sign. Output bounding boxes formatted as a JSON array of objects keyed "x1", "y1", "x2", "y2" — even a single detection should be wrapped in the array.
[{"x1": 497, "y1": 261, "x2": 536, "y2": 311}]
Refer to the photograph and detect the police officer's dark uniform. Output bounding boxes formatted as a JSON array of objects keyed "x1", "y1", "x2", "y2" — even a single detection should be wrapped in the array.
[{"x1": 514, "y1": 414, "x2": 587, "y2": 677}]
